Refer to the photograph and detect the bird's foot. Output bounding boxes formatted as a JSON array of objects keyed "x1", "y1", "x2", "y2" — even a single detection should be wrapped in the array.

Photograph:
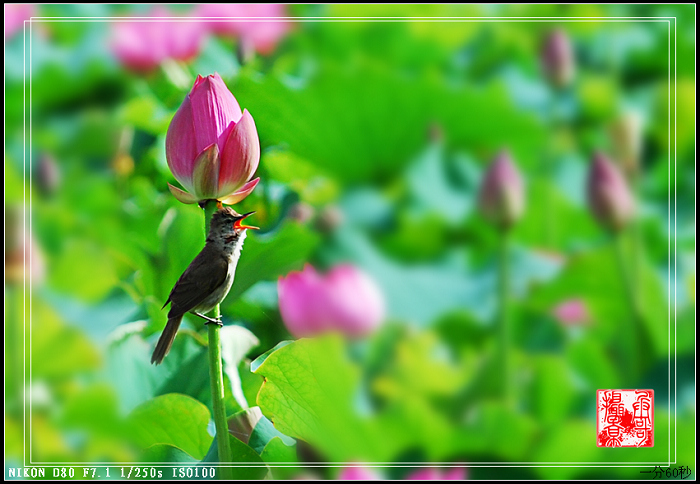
[{"x1": 194, "y1": 312, "x2": 223, "y2": 327}]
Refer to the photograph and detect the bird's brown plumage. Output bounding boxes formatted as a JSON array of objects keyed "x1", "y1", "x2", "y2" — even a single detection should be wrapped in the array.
[{"x1": 151, "y1": 207, "x2": 251, "y2": 365}]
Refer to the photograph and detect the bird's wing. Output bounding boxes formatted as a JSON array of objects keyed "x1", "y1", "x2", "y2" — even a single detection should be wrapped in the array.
[{"x1": 164, "y1": 245, "x2": 229, "y2": 319}]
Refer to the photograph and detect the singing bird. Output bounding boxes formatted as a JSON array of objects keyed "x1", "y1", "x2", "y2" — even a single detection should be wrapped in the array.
[{"x1": 151, "y1": 207, "x2": 258, "y2": 365}]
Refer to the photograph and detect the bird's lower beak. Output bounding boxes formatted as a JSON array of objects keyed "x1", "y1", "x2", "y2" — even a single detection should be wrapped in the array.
[{"x1": 234, "y1": 211, "x2": 259, "y2": 230}]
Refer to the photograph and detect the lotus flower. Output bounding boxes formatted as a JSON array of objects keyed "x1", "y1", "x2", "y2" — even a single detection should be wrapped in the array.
[
  {"x1": 111, "y1": 6, "x2": 204, "y2": 72},
  {"x1": 587, "y1": 152, "x2": 634, "y2": 232},
  {"x1": 541, "y1": 29, "x2": 575, "y2": 88},
  {"x1": 166, "y1": 73, "x2": 260, "y2": 205},
  {"x1": 197, "y1": 4, "x2": 291, "y2": 55},
  {"x1": 5, "y1": 4, "x2": 36, "y2": 39},
  {"x1": 278, "y1": 264, "x2": 385, "y2": 338},
  {"x1": 478, "y1": 150, "x2": 524, "y2": 231},
  {"x1": 552, "y1": 299, "x2": 590, "y2": 326},
  {"x1": 407, "y1": 468, "x2": 467, "y2": 480},
  {"x1": 338, "y1": 466, "x2": 383, "y2": 480}
]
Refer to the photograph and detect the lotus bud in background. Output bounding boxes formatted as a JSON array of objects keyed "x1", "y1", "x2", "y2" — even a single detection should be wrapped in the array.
[
  {"x1": 551, "y1": 298, "x2": 590, "y2": 326},
  {"x1": 36, "y1": 153, "x2": 61, "y2": 196},
  {"x1": 197, "y1": 4, "x2": 291, "y2": 56},
  {"x1": 278, "y1": 264, "x2": 386, "y2": 338},
  {"x1": 166, "y1": 73, "x2": 260, "y2": 205},
  {"x1": 5, "y1": 4, "x2": 36, "y2": 40},
  {"x1": 587, "y1": 152, "x2": 635, "y2": 232},
  {"x1": 427, "y1": 121, "x2": 445, "y2": 144},
  {"x1": 110, "y1": 6, "x2": 204, "y2": 72},
  {"x1": 338, "y1": 466, "x2": 383, "y2": 480},
  {"x1": 406, "y1": 468, "x2": 467, "y2": 480},
  {"x1": 287, "y1": 202, "x2": 315, "y2": 224},
  {"x1": 316, "y1": 205, "x2": 344, "y2": 233},
  {"x1": 478, "y1": 150, "x2": 524, "y2": 231},
  {"x1": 541, "y1": 29, "x2": 575, "y2": 89},
  {"x1": 609, "y1": 111, "x2": 643, "y2": 179},
  {"x1": 5, "y1": 206, "x2": 45, "y2": 286}
]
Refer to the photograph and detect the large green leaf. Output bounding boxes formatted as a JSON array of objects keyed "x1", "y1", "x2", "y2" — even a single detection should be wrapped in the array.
[
  {"x1": 141, "y1": 444, "x2": 198, "y2": 464},
  {"x1": 252, "y1": 336, "x2": 377, "y2": 461},
  {"x1": 230, "y1": 63, "x2": 545, "y2": 184},
  {"x1": 248, "y1": 415, "x2": 296, "y2": 454},
  {"x1": 127, "y1": 393, "x2": 213, "y2": 461}
]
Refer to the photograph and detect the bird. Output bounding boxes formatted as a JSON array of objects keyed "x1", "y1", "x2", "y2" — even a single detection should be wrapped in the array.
[{"x1": 151, "y1": 207, "x2": 258, "y2": 365}]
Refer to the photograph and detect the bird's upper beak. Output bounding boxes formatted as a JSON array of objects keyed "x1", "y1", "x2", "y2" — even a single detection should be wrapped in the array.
[{"x1": 234, "y1": 211, "x2": 259, "y2": 230}]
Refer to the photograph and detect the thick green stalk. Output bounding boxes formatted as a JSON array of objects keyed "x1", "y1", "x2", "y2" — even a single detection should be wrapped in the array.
[
  {"x1": 203, "y1": 200, "x2": 233, "y2": 479},
  {"x1": 497, "y1": 232, "x2": 512, "y2": 405}
]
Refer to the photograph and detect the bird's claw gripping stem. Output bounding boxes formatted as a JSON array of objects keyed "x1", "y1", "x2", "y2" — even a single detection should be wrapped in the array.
[{"x1": 194, "y1": 312, "x2": 223, "y2": 326}]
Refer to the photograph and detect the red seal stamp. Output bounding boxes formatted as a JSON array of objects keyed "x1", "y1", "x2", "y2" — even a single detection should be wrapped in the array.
[{"x1": 597, "y1": 389, "x2": 654, "y2": 447}]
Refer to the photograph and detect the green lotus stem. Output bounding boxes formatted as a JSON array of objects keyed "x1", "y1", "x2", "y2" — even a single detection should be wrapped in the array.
[
  {"x1": 543, "y1": 92, "x2": 560, "y2": 248},
  {"x1": 498, "y1": 232, "x2": 512, "y2": 405},
  {"x1": 613, "y1": 233, "x2": 644, "y2": 377},
  {"x1": 203, "y1": 200, "x2": 233, "y2": 479}
]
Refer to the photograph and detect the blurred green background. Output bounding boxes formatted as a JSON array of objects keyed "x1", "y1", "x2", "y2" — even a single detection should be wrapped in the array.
[{"x1": 4, "y1": 4, "x2": 695, "y2": 480}]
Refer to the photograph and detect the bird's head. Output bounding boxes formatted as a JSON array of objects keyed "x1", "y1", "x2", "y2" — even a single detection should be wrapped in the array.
[{"x1": 209, "y1": 207, "x2": 259, "y2": 241}]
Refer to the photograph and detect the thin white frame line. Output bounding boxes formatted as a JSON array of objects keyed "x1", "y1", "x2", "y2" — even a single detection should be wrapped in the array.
[
  {"x1": 25, "y1": 19, "x2": 674, "y2": 23},
  {"x1": 27, "y1": 462, "x2": 681, "y2": 466},
  {"x1": 29, "y1": 15, "x2": 34, "y2": 467},
  {"x1": 669, "y1": 13, "x2": 676, "y2": 464},
  {"x1": 21, "y1": 15, "x2": 679, "y2": 468},
  {"x1": 22, "y1": 15, "x2": 27, "y2": 472},
  {"x1": 25, "y1": 15, "x2": 678, "y2": 19},
  {"x1": 666, "y1": 17, "x2": 671, "y2": 467}
]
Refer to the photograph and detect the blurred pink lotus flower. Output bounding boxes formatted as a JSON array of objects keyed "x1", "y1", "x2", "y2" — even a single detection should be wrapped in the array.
[
  {"x1": 197, "y1": 4, "x2": 291, "y2": 55},
  {"x1": 166, "y1": 73, "x2": 260, "y2": 205},
  {"x1": 541, "y1": 28, "x2": 575, "y2": 88},
  {"x1": 278, "y1": 264, "x2": 386, "y2": 338},
  {"x1": 407, "y1": 468, "x2": 467, "y2": 480},
  {"x1": 5, "y1": 4, "x2": 36, "y2": 39},
  {"x1": 478, "y1": 150, "x2": 524, "y2": 231},
  {"x1": 338, "y1": 466, "x2": 383, "y2": 480},
  {"x1": 552, "y1": 299, "x2": 590, "y2": 326},
  {"x1": 587, "y1": 151, "x2": 634, "y2": 232},
  {"x1": 111, "y1": 7, "x2": 204, "y2": 72}
]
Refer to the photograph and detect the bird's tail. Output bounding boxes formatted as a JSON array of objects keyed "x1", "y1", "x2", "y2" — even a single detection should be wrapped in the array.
[{"x1": 151, "y1": 315, "x2": 183, "y2": 365}]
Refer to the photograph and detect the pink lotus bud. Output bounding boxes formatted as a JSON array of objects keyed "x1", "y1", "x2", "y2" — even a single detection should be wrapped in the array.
[
  {"x1": 551, "y1": 299, "x2": 590, "y2": 326},
  {"x1": 315, "y1": 205, "x2": 344, "y2": 233},
  {"x1": 407, "y1": 468, "x2": 467, "y2": 480},
  {"x1": 197, "y1": 4, "x2": 291, "y2": 56},
  {"x1": 5, "y1": 4, "x2": 36, "y2": 40},
  {"x1": 609, "y1": 111, "x2": 643, "y2": 178},
  {"x1": 541, "y1": 29, "x2": 575, "y2": 88},
  {"x1": 587, "y1": 152, "x2": 634, "y2": 232},
  {"x1": 287, "y1": 202, "x2": 315, "y2": 224},
  {"x1": 165, "y1": 73, "x2": 260, "y2": 205},
  {"x1": 478, "y1": 150, "x2": 524, "y2": 231},
  {"x1": 338, "y1": 466, "x2": 383, "y2": 480},
  {"x1": 37, "y1": 153, "x2": 61, "y2": 196},
  {"x1": 278, "y1": 264, "x2": 385, "y2": 338},
  {"x1": 110, "y1": 7, "x2": 204, "y2": 72}
]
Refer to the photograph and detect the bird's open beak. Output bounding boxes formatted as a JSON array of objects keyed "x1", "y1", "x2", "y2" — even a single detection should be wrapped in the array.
[{"x1": 234, "y1": 211, "x2": 259, "y2": 230}]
